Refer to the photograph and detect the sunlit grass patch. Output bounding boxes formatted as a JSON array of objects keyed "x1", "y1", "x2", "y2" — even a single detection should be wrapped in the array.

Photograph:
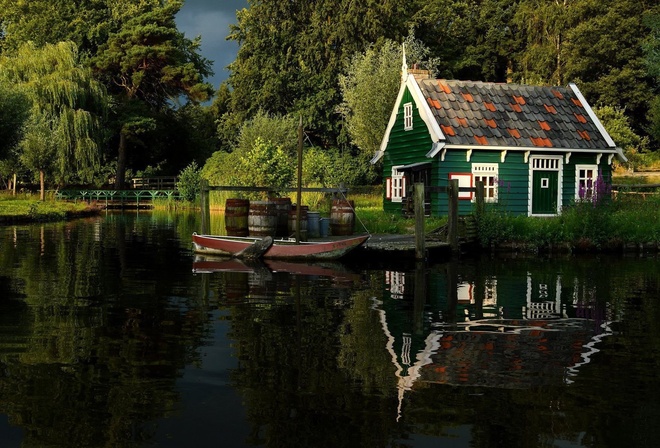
[{"x1": 0, "y1": 192, "x2": 91, "y2": 222}]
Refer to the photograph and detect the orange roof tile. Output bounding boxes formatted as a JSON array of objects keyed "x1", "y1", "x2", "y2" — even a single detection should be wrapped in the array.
[
  {"x1": 544, "y1": 104, "x2": 557, "y2": 114},
  {"x1": 484, "y1": 102, "x2": 496, "y2": 112},
  {"x1": 473, "y1": 135, "x2": 488, "y2": 145},
  {"x1": 574, "y1": 113, "x2": 587, "y2": 124},
  {"x1": 507, "y1": 128, "x2": 521, "y2": 138},
  {"x1": 427, "y1": 98, "x2": 441, "y2": 109},
  {"x1": 441, "y1": 124, "x2": 455, "y2": 136},
  {"x1": 510, "y1": 103, "x2": 522, "y2": 113},
  {"x1": 572, "y1": 98, "x2": 583, "y2": 107},
  {"x1": 457, "y1": 117, "x2": 468, "y2": 127},
  {"x1": 538, "y1": 120, "x2": 551, "y2": 131},
  {"x1": 551, "y1": 89, "x2": 564, "y2": 100},
  {"x1": 578, "y1": 129, "x2": 591, "y2": 141},
  {"x1": 484, "y1": 118, "x2": 497, "y2": 128},
  {"x1": 513, "y1": 95, "x2": 526, "y2": 105},
  {"x1": 531, "y1": 137, "x2": 552, "y2": 147},
  {"x1": 462, "y1": 92, "x2": 474, "y2": 102},
  {"x1": 438, "y1": 81, "x2": 451, "y2": 94}
]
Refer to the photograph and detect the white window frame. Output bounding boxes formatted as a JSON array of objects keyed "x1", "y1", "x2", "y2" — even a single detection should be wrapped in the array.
[
  {"x1": 575, "y1": 164, "x2": 598, "y2": 201},
  {"x1": 404, "y1": 102, "x2": 413, "y2": 131},
  {"x1": 391, "y1": 165, "x2": 405, "y2": 203},
  {"x1": 472, "y1": 163, "x2": 499, "y2": 203}
]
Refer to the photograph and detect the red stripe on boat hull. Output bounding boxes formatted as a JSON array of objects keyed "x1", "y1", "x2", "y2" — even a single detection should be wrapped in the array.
[{"x1": 192, "y1": 234, "x2": 368, "y2": 260}]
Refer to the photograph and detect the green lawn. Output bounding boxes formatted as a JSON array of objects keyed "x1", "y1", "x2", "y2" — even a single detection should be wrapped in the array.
[{"x1": 0, "y1": 193, "x2": 94, "y2": 222}]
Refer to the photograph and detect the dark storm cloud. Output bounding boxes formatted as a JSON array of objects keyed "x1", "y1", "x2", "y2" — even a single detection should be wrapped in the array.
[{"x1": 177, "y1": 0, "x2": 248, "y2": 88}]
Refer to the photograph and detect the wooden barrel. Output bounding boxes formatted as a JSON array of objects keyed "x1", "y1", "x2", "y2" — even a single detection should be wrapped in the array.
[
  {"x1": 288, "y1": 205, "x2": 308, "y2": 241},
  {"x1": 269, "y1": 197, "x2": 292, "y2": 237},
  {"x1": 225, "y1": 198, "x2": 249, "y2": 236},
  {"x1": 248, "y1": 201, "x2": 278, "y2": 237},
  {"x1": 330, "y1": 199, "x2": 355, "y2": 236}
]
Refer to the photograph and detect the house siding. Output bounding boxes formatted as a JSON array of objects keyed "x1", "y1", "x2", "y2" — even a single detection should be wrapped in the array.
[
  {"x1": 433, "y1": 150, "x2": 531, "y2": 216},
  {"x1": 561, "y1": 153, "x2": 612, "y2": 207},
  {"x1": 381, "y1": 87, "x2": 434, "y2": 214}
]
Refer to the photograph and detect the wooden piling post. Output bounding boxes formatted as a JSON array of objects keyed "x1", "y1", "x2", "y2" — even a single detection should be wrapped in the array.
[
  {"x1": 474, "y1": 180, "x2": 484, "y2": 218},
  {"x1": 414, "y1": 183, "x2": 425, "y2": 260},
  {"x1": 447, "y1": 179, "x2": 459, "y2": 251},
  {"x1": 200, "y1": 179, "x2": 210, "y2": 235}
]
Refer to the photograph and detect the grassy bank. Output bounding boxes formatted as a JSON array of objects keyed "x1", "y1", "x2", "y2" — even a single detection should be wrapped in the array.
[
  {"x1": 477, "y1": 194, "x2": 660, "y2": 252},
  {"x1": 0, "y1": 193, "x2": 98, "y2": 223}
]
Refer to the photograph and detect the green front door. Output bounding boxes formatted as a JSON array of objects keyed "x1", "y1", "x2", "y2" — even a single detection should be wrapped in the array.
[{"x1": 532, "y1": 171, "x2": 558, "y2": 215}]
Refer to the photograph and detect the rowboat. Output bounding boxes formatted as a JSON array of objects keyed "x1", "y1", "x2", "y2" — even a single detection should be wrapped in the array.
[
  {"x1": 192, "y1": 255, "x2": 362, "y2": 281},
  {"x1": 191, "y1": 233, "x2": 369, "y2": 260}
]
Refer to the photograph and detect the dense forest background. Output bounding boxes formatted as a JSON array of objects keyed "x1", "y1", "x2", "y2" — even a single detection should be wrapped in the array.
[{"x1": 1, "y1": 0, "x2": 659, "y2": 193}]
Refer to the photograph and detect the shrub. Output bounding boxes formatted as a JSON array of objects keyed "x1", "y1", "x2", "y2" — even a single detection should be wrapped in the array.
[{"x1": 177, "y1": 162, "x2": 202, "y2": 202}]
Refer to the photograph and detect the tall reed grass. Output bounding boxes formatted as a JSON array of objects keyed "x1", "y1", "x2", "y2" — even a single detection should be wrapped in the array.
[{"x1": 476, "y1": 193, "x2": 660, "y2": 249}]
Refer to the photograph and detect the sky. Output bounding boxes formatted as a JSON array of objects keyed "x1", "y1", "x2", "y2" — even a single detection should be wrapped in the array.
[{"x1": 176, "y1": 0, "x2": 248, "y2": 89}]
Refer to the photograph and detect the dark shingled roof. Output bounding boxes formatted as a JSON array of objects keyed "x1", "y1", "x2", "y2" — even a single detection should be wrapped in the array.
[{"x1": 417, "y1": 79, "x2": 608, "y2": 149}]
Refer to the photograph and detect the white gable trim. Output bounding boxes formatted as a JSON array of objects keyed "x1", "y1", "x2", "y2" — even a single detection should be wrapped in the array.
[
  {"x1": 376, "y1": 79, "x2": 409, "y2": 159},
  {"x1": 568, "y1": 83, "x2": 627, "y2": 163},
  {"x1": 407, "y1": 75, "x2": 445, "y2": 144},
  {"x1": 374, "y1": 73, "x2": 445, "y2": 164}
]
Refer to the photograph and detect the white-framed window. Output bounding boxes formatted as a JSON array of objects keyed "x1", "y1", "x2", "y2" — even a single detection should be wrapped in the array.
[
  {"x1": 472, "y1": 163, "x2": 498, "y2": 202},
  {"x1": 575, "y1": 164, "x2": 598, "y2": 201},
  {"x1": 404, "y1": 102, "x2": 413, "y2": 131},
  {"x1": 449, "y1": 172, "x2": 473, "y2": 200},
  {"x1": 385, "y1": 271, "x2": 406, "y2": 299},
  {"x1": 386, "y1": 166, "x2": 405, "y2": 203}
]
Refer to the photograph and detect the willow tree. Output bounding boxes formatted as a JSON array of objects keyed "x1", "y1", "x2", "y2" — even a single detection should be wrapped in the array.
[{"x1": 0, "y1": 41, "x2": 109, "y2": 199}]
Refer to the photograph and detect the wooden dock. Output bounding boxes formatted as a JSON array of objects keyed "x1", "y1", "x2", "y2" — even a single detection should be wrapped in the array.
[{"x1": 358, "y1": 234, "x2": 452, "y2": 260}]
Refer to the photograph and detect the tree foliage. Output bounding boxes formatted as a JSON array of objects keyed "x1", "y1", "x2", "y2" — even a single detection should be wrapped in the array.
[
  {"x1": 0, "y1": 80, "x2": 30, "y2": 160},
  {"x1": 0, "y1": 41, "x2": 109, "y2": 197},
  {"x1": 229, "y1": 137, "x2": 295, "y2": 198},
  {"x1": 594, "y1": 105, "x2": 649, "y2": 169},
  {"x1": 92, "y1": 0, "x2": 213, "y2": 187},
  {"x1": 176, "y1": 161, "x2": 202, "y2": 202},
  {"x1": 224, "y1": 0, "x2": 410, "y2": 147}
]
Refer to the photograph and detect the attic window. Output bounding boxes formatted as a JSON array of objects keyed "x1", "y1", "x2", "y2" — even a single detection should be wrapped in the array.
[{"x1": 404, "y1": 102, "x2": 413, "y2": 131}]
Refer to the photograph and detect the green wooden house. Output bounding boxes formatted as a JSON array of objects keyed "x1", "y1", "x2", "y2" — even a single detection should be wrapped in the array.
[{"x1": 372, "y1": 65, "x2": 626, "y2": 216}]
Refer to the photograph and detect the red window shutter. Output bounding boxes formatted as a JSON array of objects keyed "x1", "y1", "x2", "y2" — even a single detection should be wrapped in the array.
[{"x1": 386, "y1": 177, "x2": 392, "y2": 199}]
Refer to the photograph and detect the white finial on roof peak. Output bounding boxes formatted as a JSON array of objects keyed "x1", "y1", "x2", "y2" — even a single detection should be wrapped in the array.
[{"x1": 402, "y1": 43, "x2": 408, "y2": 82}]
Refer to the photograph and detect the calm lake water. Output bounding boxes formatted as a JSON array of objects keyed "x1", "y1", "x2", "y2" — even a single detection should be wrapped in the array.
[{"x1": 1, "y1": 211, "x2": 659, "y2": 447}]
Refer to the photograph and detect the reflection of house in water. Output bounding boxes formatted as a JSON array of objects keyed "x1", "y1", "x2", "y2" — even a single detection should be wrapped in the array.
[{"x1": 378, "y1": 265, "x2": 614, "y2": 417}]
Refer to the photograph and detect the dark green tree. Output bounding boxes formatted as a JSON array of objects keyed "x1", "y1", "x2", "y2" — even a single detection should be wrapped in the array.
[
  {"x1": 0, "y1": 0, "x2": 161, "y2": 56},
  {"x1": 412, "y1": 0, "x2": 519, "y2": 82},
  {"x1": 223, "y1": 0, "x2": 410, "y2": 148},
  {"x1": 93, "y1": 0, "x2": 213, "y2": 188},
  {"x1": 562, "y1": 0, "x2": 654, "y2": 137},
  {"x1": 643, "y1": 11, "x2": 660, "y2": 146}
]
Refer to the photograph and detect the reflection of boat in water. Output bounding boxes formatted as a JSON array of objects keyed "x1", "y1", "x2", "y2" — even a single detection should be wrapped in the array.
[
  {"x1": 192, "y1": 255, "x2": 361, "y2": 281},
  {"x1": 192, "y1": 234, "x2": 369, "y2": 260}
]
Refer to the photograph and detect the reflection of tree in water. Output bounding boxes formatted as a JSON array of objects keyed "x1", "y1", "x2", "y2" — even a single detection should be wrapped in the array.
[
  {"x1": 225, "y1": 271, "x2": 407, "y2": 447},
  {"x1": 0, "y1": 215, "x2": 211, "y2": 447}
]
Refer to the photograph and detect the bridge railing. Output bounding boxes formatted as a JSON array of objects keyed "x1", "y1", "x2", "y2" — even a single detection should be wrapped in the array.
[{"x1": 131, "y1": 176, "x2": 178, "y2": 190}]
